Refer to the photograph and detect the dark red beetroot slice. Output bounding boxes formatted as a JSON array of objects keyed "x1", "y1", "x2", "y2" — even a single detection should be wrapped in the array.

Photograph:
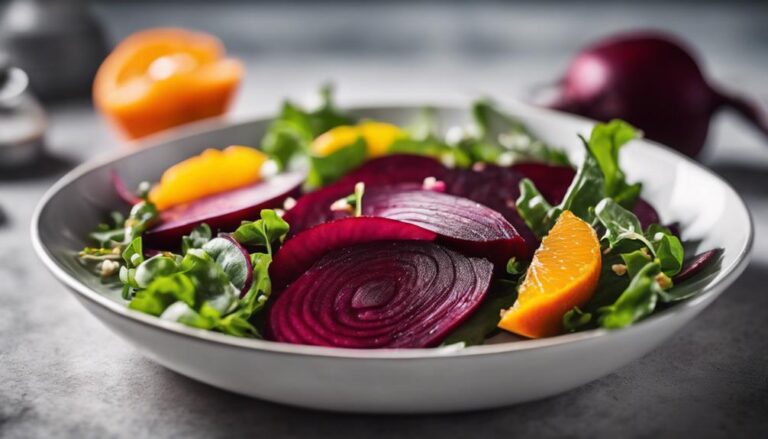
[
  {"x1": 336, "y1": 153, "x2": 448, "y2": 187},
  {"x1": 445, "y1": 163, "x2": 661, "y2": 250},
  {"x1": 362, "y1": 186, "x2": 528, "y2": 266},
  {"x1": 444, "y1": 163, "x2": 575, "y2": 253},
  {"x1": 144, "y1": 171, "x2": 304, "y2": 249},
  {"x1": 267, "y1": 241, "x2": 493, "y2": 348},
  {"x1": 111, "y1": 170, "x2": 141, "y2": 205},
  {"x1": 673, "y1": 248, "x2": 722, "y2": 283},
  {"x1": 271, "y1": 217, "x2": 437, "y2": 289},
  {"x1": 284, "y1": 154, "x2": 447, "y2": 235}
]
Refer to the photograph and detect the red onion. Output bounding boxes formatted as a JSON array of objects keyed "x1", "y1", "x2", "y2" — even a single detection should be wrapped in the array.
[
  {"x1": 270, "y1": 217, "x2": 437, "y2": 289},
  {"x1": 548, "y1": 31, "x2": 768, "y2": 157},
  {"x1": 361, "y1": 186, "x2": 528, "y2": 266},
  {"x1": 267, "y1": 241, "x2": 493, "y2": 348},
  {"x1": 144, "y1": 171, "x2": 304, "y2": 248}
]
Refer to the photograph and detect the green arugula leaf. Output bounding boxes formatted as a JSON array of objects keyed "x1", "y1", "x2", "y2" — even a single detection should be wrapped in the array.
[
  {"x1": 598, "y1": 262, "x2": 662, "y2": 329},
  {"x1": 442, "y1": 280, "x2": 518, "y2": 346},
  {"x1": 239, "y1": 252, "x2": 273, "y2": 316},
  {"x1": 181, "y1": 223, "x2": 212, "y2": 254},
  {"x1": 620, "y1": 249, "x2": 653, "y2": 278},
  {"x1": 595, "y1": 198, "x2": 654, "y2": 251},
  {"x1": 563, "y1": 307, "x2": 593, "y2": 332},
  {"x1": 232, "y1": 209, "x2": 290, "y2": 255},
  {"x1": 646, "y1": 224, "x2": 684, "y2": 276},
  {"x1": 558, "y1": 145, "x2": 604, "y2": 223},
  {"x1": 587, "y1": 120, "x2": 641, "y2": 206},
  {"x1": 306, "y1": 138, "x2": 367, "y2": 188},
  {"x1": 515, "y1": 178, "x2": 555, "y2": 239}
]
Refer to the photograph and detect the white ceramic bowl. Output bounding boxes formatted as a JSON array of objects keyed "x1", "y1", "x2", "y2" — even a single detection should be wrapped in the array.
[{"x1": 31, "y1": 103, "x2": 753, "y2": 413}]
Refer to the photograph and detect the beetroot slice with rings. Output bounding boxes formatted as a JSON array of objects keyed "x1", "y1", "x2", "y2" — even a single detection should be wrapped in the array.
[
  {"x1": 270, "y1": 217, "x2": 437, "y2": 289},
  {"x1": 267, "y1": 241, "x2": 493, "y2": 349},
  {"x1": 283, "y1": 154, "x2": 448, "y2": 236}
]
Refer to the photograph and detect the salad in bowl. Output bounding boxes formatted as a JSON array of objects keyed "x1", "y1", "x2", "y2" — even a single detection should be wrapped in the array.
[{"x1": 74, "y1": 88, "x2": 721, "y2": 349}]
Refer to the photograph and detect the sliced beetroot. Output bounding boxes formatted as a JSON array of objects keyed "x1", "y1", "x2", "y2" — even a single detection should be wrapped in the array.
[
  {"x1": 443, "y1": 163, "x2": 574, "y2": 256},
  {"x1": 144, "y1": 171, "x2": 304, "y2": 249},
  {"x1": 282, "y1": 183, "x2": 354, "y2": 237},
  {"x1": 111, "y1": 169, "x2": 141, "y2": 205},
  {"x1": 271, "y1": 217, "x2": 437, "y2": 289},
  {"x1": 336, "y1": 154, "x2": 448, "y2": 188},
  {"x1": 284, "y1": 154, "x2": 447, "y2": 235},
  {"x1": 202, "y1": 235, "x2": 253, "y2": 296},
  {"x1": 674, "y1": 248, "x2": 722, "y2": 283},
  {"x1": 633, "y1": 197, "x2": 661, "y2": 230},
  {"x1": 362, "y1": 185, "x2": 528, "y2": 266},
  {"x1": 267, "y1": 241, "x2": 493, "y2": 348}
]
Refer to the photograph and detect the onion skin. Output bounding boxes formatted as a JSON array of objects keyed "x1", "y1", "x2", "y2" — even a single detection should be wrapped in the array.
[
  {"x1": 267, "y1": 241, "x2": 493, "y2": 348},
  {"x1": 361, "y1": 186, "x2": 528, "y2": 267},
  {"x1": 549, "y1": 31, "x2": 768, "y2": 158},
  {"x1": 144, "y1": 171, "x2": 304, "y2": 249},
  {"x1": 270, "y1": 217, "x2": 437, "y2": 289}
]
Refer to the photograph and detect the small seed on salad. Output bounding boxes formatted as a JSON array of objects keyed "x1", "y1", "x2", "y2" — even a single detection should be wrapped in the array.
[{"x1": 611, "y1": 264, "x2": 627, "y2": 276}]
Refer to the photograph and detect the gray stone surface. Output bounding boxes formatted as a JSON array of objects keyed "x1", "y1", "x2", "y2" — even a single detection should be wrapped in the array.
[{"x1": 1, "y1": 2, "x2": 767, "y2": 438}]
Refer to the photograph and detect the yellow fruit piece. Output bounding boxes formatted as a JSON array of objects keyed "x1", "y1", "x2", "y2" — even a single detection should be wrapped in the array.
[
  {"x1": 149, "y1": 145, "x2": 267, "y2": 210},
  {"x1": 498, "y1": 210, "x2": 602, "y2": 338},
  {"x1": 311, "y1": 121, "x2": 403, "y2": 158}
]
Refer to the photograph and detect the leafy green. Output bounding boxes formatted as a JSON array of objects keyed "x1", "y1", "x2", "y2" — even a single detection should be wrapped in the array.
[
  {"x1": 515, "y1": 178, "x2": 555, "y2": 238},
  {"x1": 442, "y1": 280, "x2": 518, "y2": 346},
  {"x1": 202, "y1": 237, "x2": 252, "y2": 291},
  {"x1": 646, "y1": 224, "x2": 684, "y2": 276},
  {"x1": 471, "y1": 100, "x2": 570, "y2": 166},
  {"x1": 598, "y1": 262, "x2": 662, "y2": 329},
  {"x1": 563, "y1": 307, "x2": 593, "y2": 332},
  {"x1": 182, "y1": 223, "x2": 212, "y2": 254},
  {"x1": 595, "y1": 198, "x2": 654, "y2": 252},
  {"x1": 232, "y1": 209, "x2": 290, "y2": 255},
  {"x1": 121, "y1": 237, "x2": 144, "y2": 268},
  {"x1": 388, "y1": 137, "x2": 472, "y2": 168},
  {"x1": 621, "y1": 249, "x2": 653, "y2": 278},
  {"x1": 586, "y1": 120, "x2": 641, "y2": 206},
  {"x1": 307, "y1": 138, "x2": 367, "y2": 188},
  {"x1": 595, "y1": 199, "x2": 684, "y2": 278},
  {"x1": 261, "y1": 85, "x2": 355, "y2": 171},
  {"x1": 131, "y1": 255, "x2": 180, "y2": 289},
  {"x1": 129, "y1": 273, "x2": 196, "y2": 316}
]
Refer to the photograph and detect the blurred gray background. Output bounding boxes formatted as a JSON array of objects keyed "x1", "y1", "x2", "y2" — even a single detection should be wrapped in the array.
[{"x1": 1, "y1": 1, "x2": 767, "y2": 438}]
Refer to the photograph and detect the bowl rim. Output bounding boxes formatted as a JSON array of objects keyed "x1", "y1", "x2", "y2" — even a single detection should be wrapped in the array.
[{"x1": 30, "y1": 102, "x2": 754, "y2": 360}]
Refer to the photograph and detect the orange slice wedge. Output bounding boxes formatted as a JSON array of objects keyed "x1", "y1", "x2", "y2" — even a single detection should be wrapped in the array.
[
  {"x1": 499, "y1": 210, "x2": 602, "y2": 338},
  {"x1": 94, "y1": 28, "x2": 243, "y2": 140},
  {"x1": 311, "y1": 121, "x2": 403, "y2": 158},
  {"x1": 148, "y1": 145, "x2": 267, "y2": 211}
]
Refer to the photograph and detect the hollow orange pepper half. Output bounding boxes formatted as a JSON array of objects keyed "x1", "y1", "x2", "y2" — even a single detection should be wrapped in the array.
[{"x1": 94, "y1": 28, "x2": 244, "y2": 140}]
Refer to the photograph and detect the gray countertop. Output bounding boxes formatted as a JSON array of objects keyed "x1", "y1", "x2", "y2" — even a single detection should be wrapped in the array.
[{"x1": 1, "y1": 2, "x2": 767, "y2": 437}]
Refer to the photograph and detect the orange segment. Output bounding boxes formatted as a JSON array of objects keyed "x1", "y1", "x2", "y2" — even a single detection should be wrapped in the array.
[
  {"x1": 148, "y1": 145, "x2": 267, "y2": 210},
  {"x1": 498, "y1": 210, "x2": 601, "y2": 338},
  {"x1": 311, "y1": 121, "x2": 403, "y2": 157},
  {"x1": 94, "y1": 28, "x2": 243, "y2": 140}
]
